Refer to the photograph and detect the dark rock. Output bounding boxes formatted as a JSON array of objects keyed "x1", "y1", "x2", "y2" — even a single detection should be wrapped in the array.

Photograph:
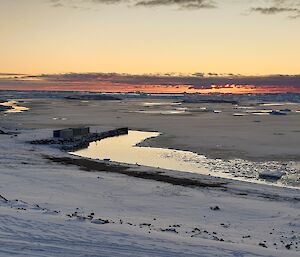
[
  {"x1": 0, "y1": 195, "x2": 8, "y2": 202},
  {"x1": 258, "y1": 243, "x2": 267, "y2": 248},
  {"x1": 242, "y1": 235, "x2": 251, "y2": 238},
  {"x1": 140, "y1": 223, "x2": 151, "y2": 227},
  {"x1": 91, "y1": 218, "x2": 109, "y2": 224},
  {"x1": 0, "y1": 129, "x2": 6, "y2": 134},
  {"x1": 161, "y1": 228, "x2": 178, "y2": 233},
  {"x1": 270, "y1": 110, "x2": 287, "y2": 116},
  {"x1": 285, "y1": 244, "x2": 292, "y2": 249},
  {"x1": 259, "y1": 171, "x2": 285, "y2": 181}
]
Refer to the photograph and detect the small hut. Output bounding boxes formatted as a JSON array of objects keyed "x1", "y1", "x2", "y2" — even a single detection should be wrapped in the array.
[{"x1": 53, "y1": 127, "x2": 90, "y2": 139}]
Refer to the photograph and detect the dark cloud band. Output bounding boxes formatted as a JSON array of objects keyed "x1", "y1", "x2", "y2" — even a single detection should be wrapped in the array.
[
  {"x1": 251, "y1": 0, "x2": 300, "y2": 18},
  {"x1": 49, "y1": 0, "x2": 300, "y2": 18},
  {"x1": 50, "y1": 0, "x2": 216, "y2": 9},
  {"x1": 22, "y1": 72, "x2": 300, "y2": 88}
]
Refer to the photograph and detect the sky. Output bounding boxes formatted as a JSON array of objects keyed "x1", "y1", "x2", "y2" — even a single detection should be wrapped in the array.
[{"x1": 0, "y1": 0, "x2": 300, "y2": 93}]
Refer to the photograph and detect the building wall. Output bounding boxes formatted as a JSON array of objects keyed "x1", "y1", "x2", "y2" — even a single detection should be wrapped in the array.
[
  {"x1": 53, "y1": 127, "x2": 90, "y2": 139},
  {"x1": 73, "y1": 127, "x2": 90, "y2": 137}
]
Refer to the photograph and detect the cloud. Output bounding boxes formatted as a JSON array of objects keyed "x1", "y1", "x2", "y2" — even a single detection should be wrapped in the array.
[
  {"x1": 48, "y1": 0, "x2": 300, "y2": 18},
  {"x1": 0, "y1": 73, "x2": 26, "y2": 76},
  {"x1": 134, "y1": 0, "x2": 216, "y2": 9},
  {"x1": 251, "y1": 0, "x2": 300, "y2": 18},
  {"x1": 49, "y1": 0, "x2": 217, "y2": 10},
  {"x1": 251, "y1": 7, "x2": 298, "y2": 15},
  {"x1": 1, "y1": 72, "x2": 300, "y2": 93},
  {"x1": 23, "y1": 72, "x2": 300, "y2": 88}
]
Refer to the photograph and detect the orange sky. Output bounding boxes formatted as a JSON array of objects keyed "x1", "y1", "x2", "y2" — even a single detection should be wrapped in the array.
[
  {"x1": 0, "y1": 1, "x2": 299, "y2": 94},
  {"x1": 1, "y1": 0, "x2": 300, "y2": 76}
]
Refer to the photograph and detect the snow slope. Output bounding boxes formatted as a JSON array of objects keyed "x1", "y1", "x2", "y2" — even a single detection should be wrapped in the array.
[{"x1": 0, "y1": 129, "x2": 299, "y2": 256}]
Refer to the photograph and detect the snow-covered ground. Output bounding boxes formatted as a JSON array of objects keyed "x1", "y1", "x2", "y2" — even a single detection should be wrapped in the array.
[{"x1": 0, "y1": 128, "x2": 299, "y2": 256}]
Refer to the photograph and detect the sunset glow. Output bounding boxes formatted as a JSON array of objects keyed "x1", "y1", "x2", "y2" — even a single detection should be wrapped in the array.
[
  {"x1": 1, "y1": 1, "x2": 300, "y2": 77},
  {"x1": 0, "y1": 0, "x2": 299, "y2": 93},
  {"x1": 1, "y1": 76, "x2": 299, "y2": 94}
]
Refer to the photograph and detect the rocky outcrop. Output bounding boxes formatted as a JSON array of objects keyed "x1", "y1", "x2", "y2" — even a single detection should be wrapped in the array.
[{"x1": 259, "y1": 171, "x2": 285, "y2": 181}]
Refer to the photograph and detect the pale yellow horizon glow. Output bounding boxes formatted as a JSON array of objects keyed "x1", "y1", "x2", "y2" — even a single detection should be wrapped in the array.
[{"x1": 1, "y1": 0, "x2": 300, "y2": 76}]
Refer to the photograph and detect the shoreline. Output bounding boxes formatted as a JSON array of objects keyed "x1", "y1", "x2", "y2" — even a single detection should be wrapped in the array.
[
  {"x1": 45, "y1": 154, "x2": 300, "y2": 201},
  {"x1": 2, "y1": 117, "x2": 300, "y2": 188},
  {"x1": 45, "y1": 155, "x2": 226, "y2": 188},
  {"x1": 70, "y1": 129, "x2": 300, "y2": 188}
]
